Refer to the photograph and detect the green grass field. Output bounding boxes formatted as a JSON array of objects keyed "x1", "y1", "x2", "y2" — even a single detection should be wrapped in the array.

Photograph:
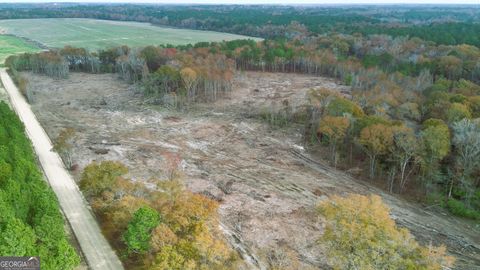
[
  {"x1": 0, "y1": 35, "x2": 40, "y2": 64},
  {"x1": 0, "y1": 18, "x2": 261, "y2": 51}
]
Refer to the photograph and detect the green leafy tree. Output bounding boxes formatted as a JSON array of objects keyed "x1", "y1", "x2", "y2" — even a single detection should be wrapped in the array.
[
  {"x1": 326, "y1": 97, "x2": 364, "y2": 118},
  {"x1": 420, "y1": 119, "x2": 451, "y2": 186},
  {"x1": 0, "y1": 217, "x2": 36, "y2": 256},
  {"x1": 123, "y1": 206, "x2": 161, "y2": 255},
  {"x1": 38, "y1": 239, "x2": 79, "y2": 270},
  {"x1": 0, "y1": 102, "x2": 79, "y2": 269}
]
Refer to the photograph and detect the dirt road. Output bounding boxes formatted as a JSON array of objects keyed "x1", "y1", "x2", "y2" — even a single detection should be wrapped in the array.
[{"x1": 0, "y1": 68, "x2": 124, "y2": 270}]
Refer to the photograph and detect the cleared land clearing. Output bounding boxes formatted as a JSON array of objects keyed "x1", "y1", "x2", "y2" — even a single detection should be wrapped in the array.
[
  {"x1": 0, "y1": 34, "x2": 39, "y2": 63},
  {"x1": 0, "y1": 18, "x2": 261, "y2": 50},
  {"x1": 22, "y1": 71, "x2": 480, "y2": 269}
]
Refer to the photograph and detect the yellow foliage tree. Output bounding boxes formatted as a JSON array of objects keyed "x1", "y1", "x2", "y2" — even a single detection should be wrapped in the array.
[
  {"x1": 79, "y1": 161, "x2": 128, "y2": 197},
  {"x1": 318, "y1": 116, "x2": 350, "y2": 167},
  {"x1": 358, "y1": 123, "x2": 395, "y2": 179},
  {"x1": 318, "y1": 194, "x2": 455, "y2": 270},
  {"x1": 180, "y1": 67, "x2": 197, "y2": 102},
  {"x1": 147, "y1": 183, "x2": 236, "y2": 270}
]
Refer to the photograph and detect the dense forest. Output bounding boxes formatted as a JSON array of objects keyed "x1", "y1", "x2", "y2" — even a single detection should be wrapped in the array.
[
  {"x1": 356, "y1": 23, "x2": 480, "y2": 47},
  {"x1": 1, "y1": 4, "x2": 480, "y2": 46},
  {"x1": 0, "y1": 102, "x2": 80, "y2": 269}
]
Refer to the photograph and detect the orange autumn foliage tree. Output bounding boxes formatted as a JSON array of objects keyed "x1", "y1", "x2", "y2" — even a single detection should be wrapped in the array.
[{"x1": 318, "y1": 194, "x2": 455, "y2": 270}]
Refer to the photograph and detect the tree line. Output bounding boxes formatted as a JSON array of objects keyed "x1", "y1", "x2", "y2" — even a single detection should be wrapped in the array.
[
  {"x1": 356, "y1": 22, "x2": 480, "y2": 48},
  {"x1": 0, "y1": 102, "x2": 80, "y2": 269},
  {"x1": 6, "y1": 45, "x2": 236, "y2": 108},
  {"x1": 0, "y1": 4, "x2": 479, "y2": 45}
]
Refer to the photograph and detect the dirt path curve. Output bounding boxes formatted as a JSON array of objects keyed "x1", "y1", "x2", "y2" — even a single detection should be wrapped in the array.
[{"x1": 0, "y1": 68, "x2": 124, "y2": 270}]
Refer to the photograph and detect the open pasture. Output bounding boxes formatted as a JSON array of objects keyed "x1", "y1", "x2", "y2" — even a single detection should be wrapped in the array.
[
  {"x1": 0, "y1": 34, "x2": 39, "y2": 63},
  {"x1": 0, "y1": 18, "x2": 260, "y2": 51}
]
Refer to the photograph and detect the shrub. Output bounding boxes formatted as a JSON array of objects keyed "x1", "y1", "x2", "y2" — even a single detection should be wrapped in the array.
[
  {"x1": 8, "y1": 68, "x2": 29, "y2": 98},
  {"x1": 446, "y1": 199, "x2": 480, "y2": 220},
  {"x1": 426, "y1": 192, "x2": 447, "y2": 208},
  {"x1": 79, "y1": 161, "x2": 128, "y2": 197}
]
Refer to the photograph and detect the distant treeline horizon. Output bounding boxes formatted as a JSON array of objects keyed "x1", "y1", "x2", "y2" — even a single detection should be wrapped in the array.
[{"x1": 0, "y1": 4, "x2": 480, "y2": 46}]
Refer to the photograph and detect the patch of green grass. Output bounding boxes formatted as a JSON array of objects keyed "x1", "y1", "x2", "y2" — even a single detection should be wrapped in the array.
[
  {"x1": 0, "y1": 18, "x2": 261, "y2": 51},
  {"x1": 0, "y1": 34, "x2": 40, "y2": 63}
]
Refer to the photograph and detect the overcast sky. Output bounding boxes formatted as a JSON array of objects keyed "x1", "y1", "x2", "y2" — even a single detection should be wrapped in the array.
[{"x1": 0, "y1": 0, "x2": 479, "y2": 4}]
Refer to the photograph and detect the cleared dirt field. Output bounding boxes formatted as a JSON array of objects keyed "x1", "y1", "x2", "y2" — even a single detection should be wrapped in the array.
[
  {"x1": 0, "y1": 18, "x2": 261, "y2": 50},
  {"x1": 24, "y1": 71, "x2": 480, "y2": 269}
]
